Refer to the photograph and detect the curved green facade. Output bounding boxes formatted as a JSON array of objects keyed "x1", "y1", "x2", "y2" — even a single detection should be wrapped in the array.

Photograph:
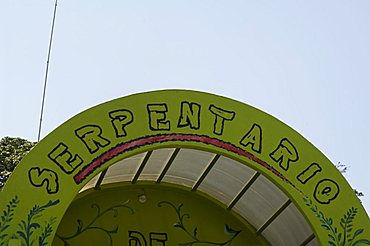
[{"x1": 0, "y1": 90, "x2": 368, "y2": 245}]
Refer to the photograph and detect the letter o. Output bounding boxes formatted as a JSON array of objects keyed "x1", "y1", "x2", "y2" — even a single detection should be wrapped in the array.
[{"x1": 314, "y1": 179, "x2": 340, "y2": 204}]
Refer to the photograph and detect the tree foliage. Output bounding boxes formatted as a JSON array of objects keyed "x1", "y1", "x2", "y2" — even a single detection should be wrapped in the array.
[
  {"x1": 336, "y1": 162, "x2": 364, "y2": 198},
  {"x1": 0, "y1": 137, "x2": 36, "y2": 190}
]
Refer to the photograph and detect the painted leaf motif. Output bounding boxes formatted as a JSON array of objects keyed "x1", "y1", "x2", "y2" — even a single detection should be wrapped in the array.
[
  {"x1": 17, "y1": 231, "x2": 26, "y2": 241},
  {"x1": 354, "y1": 229, "x2": 364, "y2": 237},
  {"x1": 35, "y1": 213, "x2": 44, "y2": 220},
  {"x1": 0, "y1": 225, "x2": 9, "y2": 232},
  {"x1": 303, "y1": 197, "x2": 309, "y2": 204},
  {"x1": 19, "y1": 220, "x2": 27, "y2": 230},
  {"x1": 39, "y1": 236, "x2": 45, "y2": 246},
  {"x1": 321, "y1": 224, "x2": 330, "y2": 230},
  {"x1": 56, "y1": 200, "x2": 133, "y2": 244},
  {"x1": 327, "y1": 218, "x2": 333, "y2": 225},
  {"x1": 47, "y1": 199, "x2": 60, "y2": 207},
  {"x1": 328, "y1": 241, "x2": 336, "y2": 246},
  {"x1": 328, "y1": 234, "x2": 335, "y2": 241},
  {"x1": 77, "y1": 219, "x2": 83, "y2": 232},
  {"x1": 193, "y1": 227, "x2": 198, "y2": 239},
  {"x1": 29, "y1": 223, "x2": 40, "y2": 230},
  {"x1": 107, "y1": 226, "x2": 118, "y2": 234},
  {"x1": 352, "y1": 239, "x2": 370, "y2": 245},
  {"x1": 177, "y1": 204, "x2": 184, "y2": 214},
  {"x1": 224, "y1": 224, "x2": 240, "y2": 236}
]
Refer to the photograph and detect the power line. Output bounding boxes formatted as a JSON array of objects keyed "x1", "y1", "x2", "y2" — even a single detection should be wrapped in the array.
[{"x1": 37, "y1": 0, "x2": 58, "y2": 142}]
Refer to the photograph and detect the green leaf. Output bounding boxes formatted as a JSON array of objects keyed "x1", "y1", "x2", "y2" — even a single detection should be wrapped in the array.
[
  {"x1": 327, "y1": 218, "x2": 333, "y2": 225},
  {"x1": 328, "y1": 241, "x2": 336, "y2": 246},
  {"x1": 174, "y1": 222, "x2": 181, "y2": 228},
  {"x1": 193, "y1": 227, "x2": 198, "y2": 239},
  {"x1": 17, "y1": 231, "x2": 26, "y2": 241},
  {"x1": 19, "y1": 220, "x2": 27, "y2": 230},
  {"x1": 29, "y1": 223, "x2": 40, "y2": 230},
  {"x1": 177, "y1": 204, "x2": 183, "y2": 214},
  {"x1": 303, "y1": 197, "x2": 309, "y2": 204},
  {"x1": 224, "y1": 224, "x2": 240, "y2": 236},
  {"x1": 354, "y1": 229, "x2": 364, "y2": 237},
  {"x1": 352, "y1": 239, "x2": 370, "y2": 245},
  {"x1": 321, "y1": 224, "x2": 330, "y2": 230},
  {"x1": 77, "y1": 220, "x2": 83, "y2": 232},
  {"x1": 49, "y1": 199, "x2": 60, "y2": 207},
  {"x1": 328, "y1": 234, "x2": 335, "y2": 241},
  {"x1": 0, "y1": 225, "x2": 9, "y2": 232}
]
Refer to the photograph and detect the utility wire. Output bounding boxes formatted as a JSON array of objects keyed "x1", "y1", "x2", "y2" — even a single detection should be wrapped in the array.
[{"x1": 37, "y1": 0, "x2": 58, "y2": 142}]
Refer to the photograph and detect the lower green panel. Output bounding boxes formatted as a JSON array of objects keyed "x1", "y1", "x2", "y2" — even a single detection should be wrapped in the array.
[{"x1": 53, "y1": 183, "x2": 268, "y2": 245}]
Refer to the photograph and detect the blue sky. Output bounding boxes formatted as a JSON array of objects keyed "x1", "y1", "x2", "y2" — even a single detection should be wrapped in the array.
[{"x1": 1, "y1": 1, "x2": 369, "y2": 212}]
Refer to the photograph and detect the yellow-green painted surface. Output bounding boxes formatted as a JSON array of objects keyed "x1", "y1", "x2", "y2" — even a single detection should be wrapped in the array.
[
  {"x1": 0, "y1": 90, "x2": 369, "y2": 245},
  {"x1": 54, "y1": 184, "x2": 268, "y2": 245}
]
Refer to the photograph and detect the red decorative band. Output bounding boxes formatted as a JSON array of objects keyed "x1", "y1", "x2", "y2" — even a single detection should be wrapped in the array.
[{"x1": 74, "y1": 134, "x2": 296, "y2": 190}]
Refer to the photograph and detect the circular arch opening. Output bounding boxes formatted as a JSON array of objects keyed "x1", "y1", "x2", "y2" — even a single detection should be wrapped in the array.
[{"x1": 55, "y1": 148, "x2": 318, "y2": 245}]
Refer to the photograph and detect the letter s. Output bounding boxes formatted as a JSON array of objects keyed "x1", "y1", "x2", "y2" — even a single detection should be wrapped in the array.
[{"x1": 28, "y1": 167, "x2": 59, "y2": 194}]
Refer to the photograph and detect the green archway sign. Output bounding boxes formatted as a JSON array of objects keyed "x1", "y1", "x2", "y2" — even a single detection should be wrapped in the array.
[{"x1": 1, "y1": 90, "x2": 369, "y2": 245}]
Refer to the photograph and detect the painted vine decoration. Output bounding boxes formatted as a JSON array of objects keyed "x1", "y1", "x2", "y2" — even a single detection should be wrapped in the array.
[
  {"x1": 158, "y1": 201, "x2": 241, "y2": 245},
  {"x1": 17, "y1": 199, "x2": 60, "y2": 246},
  {"x1": 38, "y1": 216, "x2": 57, "y2": 246},
  {"x1": 303, "y1": 197, "x2": 370, "y2": 246},
  {"x1": 0, "y1": 196, "x2": 19, "y2": 245},
  {"x1": 56, "y1": 200, "x2": 134, "y2": 246}
]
